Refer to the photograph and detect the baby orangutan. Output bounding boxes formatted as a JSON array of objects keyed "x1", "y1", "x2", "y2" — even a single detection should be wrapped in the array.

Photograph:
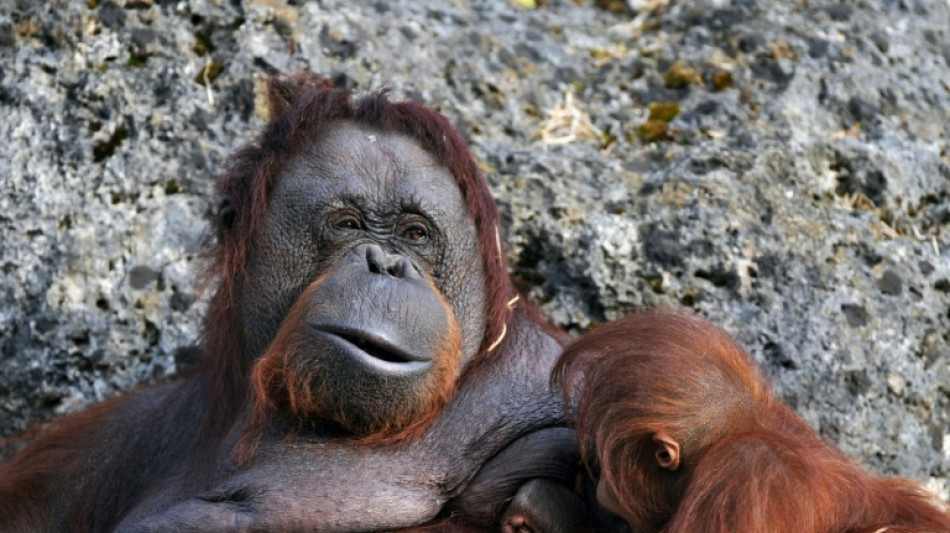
[{"x1": 553, "y1": 310, "x2": 950, "y2": 533}]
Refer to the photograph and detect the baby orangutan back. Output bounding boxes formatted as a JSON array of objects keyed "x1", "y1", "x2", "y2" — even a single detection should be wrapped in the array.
[{"x1": 553, "y1": 310, "x2": 950, "y2": 533}]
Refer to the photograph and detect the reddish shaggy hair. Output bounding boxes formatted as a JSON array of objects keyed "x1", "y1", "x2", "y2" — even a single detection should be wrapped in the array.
[
  {"x1": 199, "y1": 73, "x2": 518, "y2": 435},
  {"x1": 553, "y1": 310, "x2": 950, "y2": 533},
  {"x1": 0, "y1": 400, "x2": 125, "y2": 531}
]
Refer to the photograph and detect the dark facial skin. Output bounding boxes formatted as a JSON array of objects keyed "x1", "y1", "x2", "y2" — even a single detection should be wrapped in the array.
[
  {"x1": 106, "y1": 124, "x2": 571, "y2": 532},
  {"x1": 240, "y1": 123, "x2": 486, "y2": 435},
  {"x1": 242, "y1": 122, "x2": 487, "y2": 364}
]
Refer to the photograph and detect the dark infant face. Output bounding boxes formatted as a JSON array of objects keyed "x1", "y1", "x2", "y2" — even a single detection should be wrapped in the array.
[{"x1": 240, "y1": 121, "x2": 487, "y2": 436}]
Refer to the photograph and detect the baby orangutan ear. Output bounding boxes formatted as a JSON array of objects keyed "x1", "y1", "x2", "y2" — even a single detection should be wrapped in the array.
[{"x1": 653, "y1": 432, "x2": 681, "y2": 471}]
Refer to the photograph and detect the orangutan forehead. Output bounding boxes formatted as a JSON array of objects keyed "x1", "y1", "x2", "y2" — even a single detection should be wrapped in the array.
[
  {"x1": 278, "y1": 122, "x2": 466, "y2": 213},
  {"x1": 298, "y1": 121, "x2": 441, "y2": 171}
]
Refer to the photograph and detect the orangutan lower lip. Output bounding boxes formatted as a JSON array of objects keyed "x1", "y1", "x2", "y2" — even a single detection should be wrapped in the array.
[{"x1": 310, "y1": 325, "x2": 431, "y2": 364}]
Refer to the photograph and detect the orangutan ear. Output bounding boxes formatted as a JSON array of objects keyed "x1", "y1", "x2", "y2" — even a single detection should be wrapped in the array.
[{"x1": 653, "y1": 432, "x2": 681, "y2": 471}]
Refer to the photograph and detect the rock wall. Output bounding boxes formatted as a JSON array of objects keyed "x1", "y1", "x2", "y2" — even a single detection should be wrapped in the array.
[{"x1": 1, "y1": 0, "x2": 948, "y2": 498}]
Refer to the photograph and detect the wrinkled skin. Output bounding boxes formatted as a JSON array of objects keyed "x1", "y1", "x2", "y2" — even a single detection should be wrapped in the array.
[
  {"x1": 115, "y1": 126, "x2": 572, "y2": 532},
  {"x1": 240, "y1": 123, "x2": 489, "y2": 365},
  {"x1": 239, "y1": 124, "x2": 486, "y2": 439},
  {"x1": 0, "y1": 120, "x2": 576, "y2": 533}
]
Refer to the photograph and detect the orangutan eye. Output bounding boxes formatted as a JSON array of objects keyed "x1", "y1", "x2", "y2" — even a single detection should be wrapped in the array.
[
  {"x1": 402, "y1": 225, "x2": 428, "y2": 241},
  {"x1": 397, "y1": 214, "x2": 433, "y2": 244},
  {"x1": 334, "y1": 214, "x2": 362, "y2": 230}
]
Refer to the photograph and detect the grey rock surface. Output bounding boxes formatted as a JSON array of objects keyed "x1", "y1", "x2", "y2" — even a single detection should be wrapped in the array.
[{"x1": 0, "y1": 0, "x2": 948, "y2": 499}]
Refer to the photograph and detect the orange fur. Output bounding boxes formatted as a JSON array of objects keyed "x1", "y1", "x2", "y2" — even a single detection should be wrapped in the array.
[{"x1": 554, "y1": 310, "x2": 950, "y2": 533}]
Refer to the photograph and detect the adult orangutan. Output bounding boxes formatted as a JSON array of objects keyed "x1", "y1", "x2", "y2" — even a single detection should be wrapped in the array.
[
  {"x1": 554, "y1": 310, "x2": 950, "y2": 533},
  {"x1": 0, "y1": 73, "x2": 581, "y2": 532}
]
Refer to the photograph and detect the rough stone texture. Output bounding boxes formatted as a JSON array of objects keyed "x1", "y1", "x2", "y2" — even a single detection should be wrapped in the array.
[{"x1": 1, "y1": 0, "x2": 948, "y2": 500}]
